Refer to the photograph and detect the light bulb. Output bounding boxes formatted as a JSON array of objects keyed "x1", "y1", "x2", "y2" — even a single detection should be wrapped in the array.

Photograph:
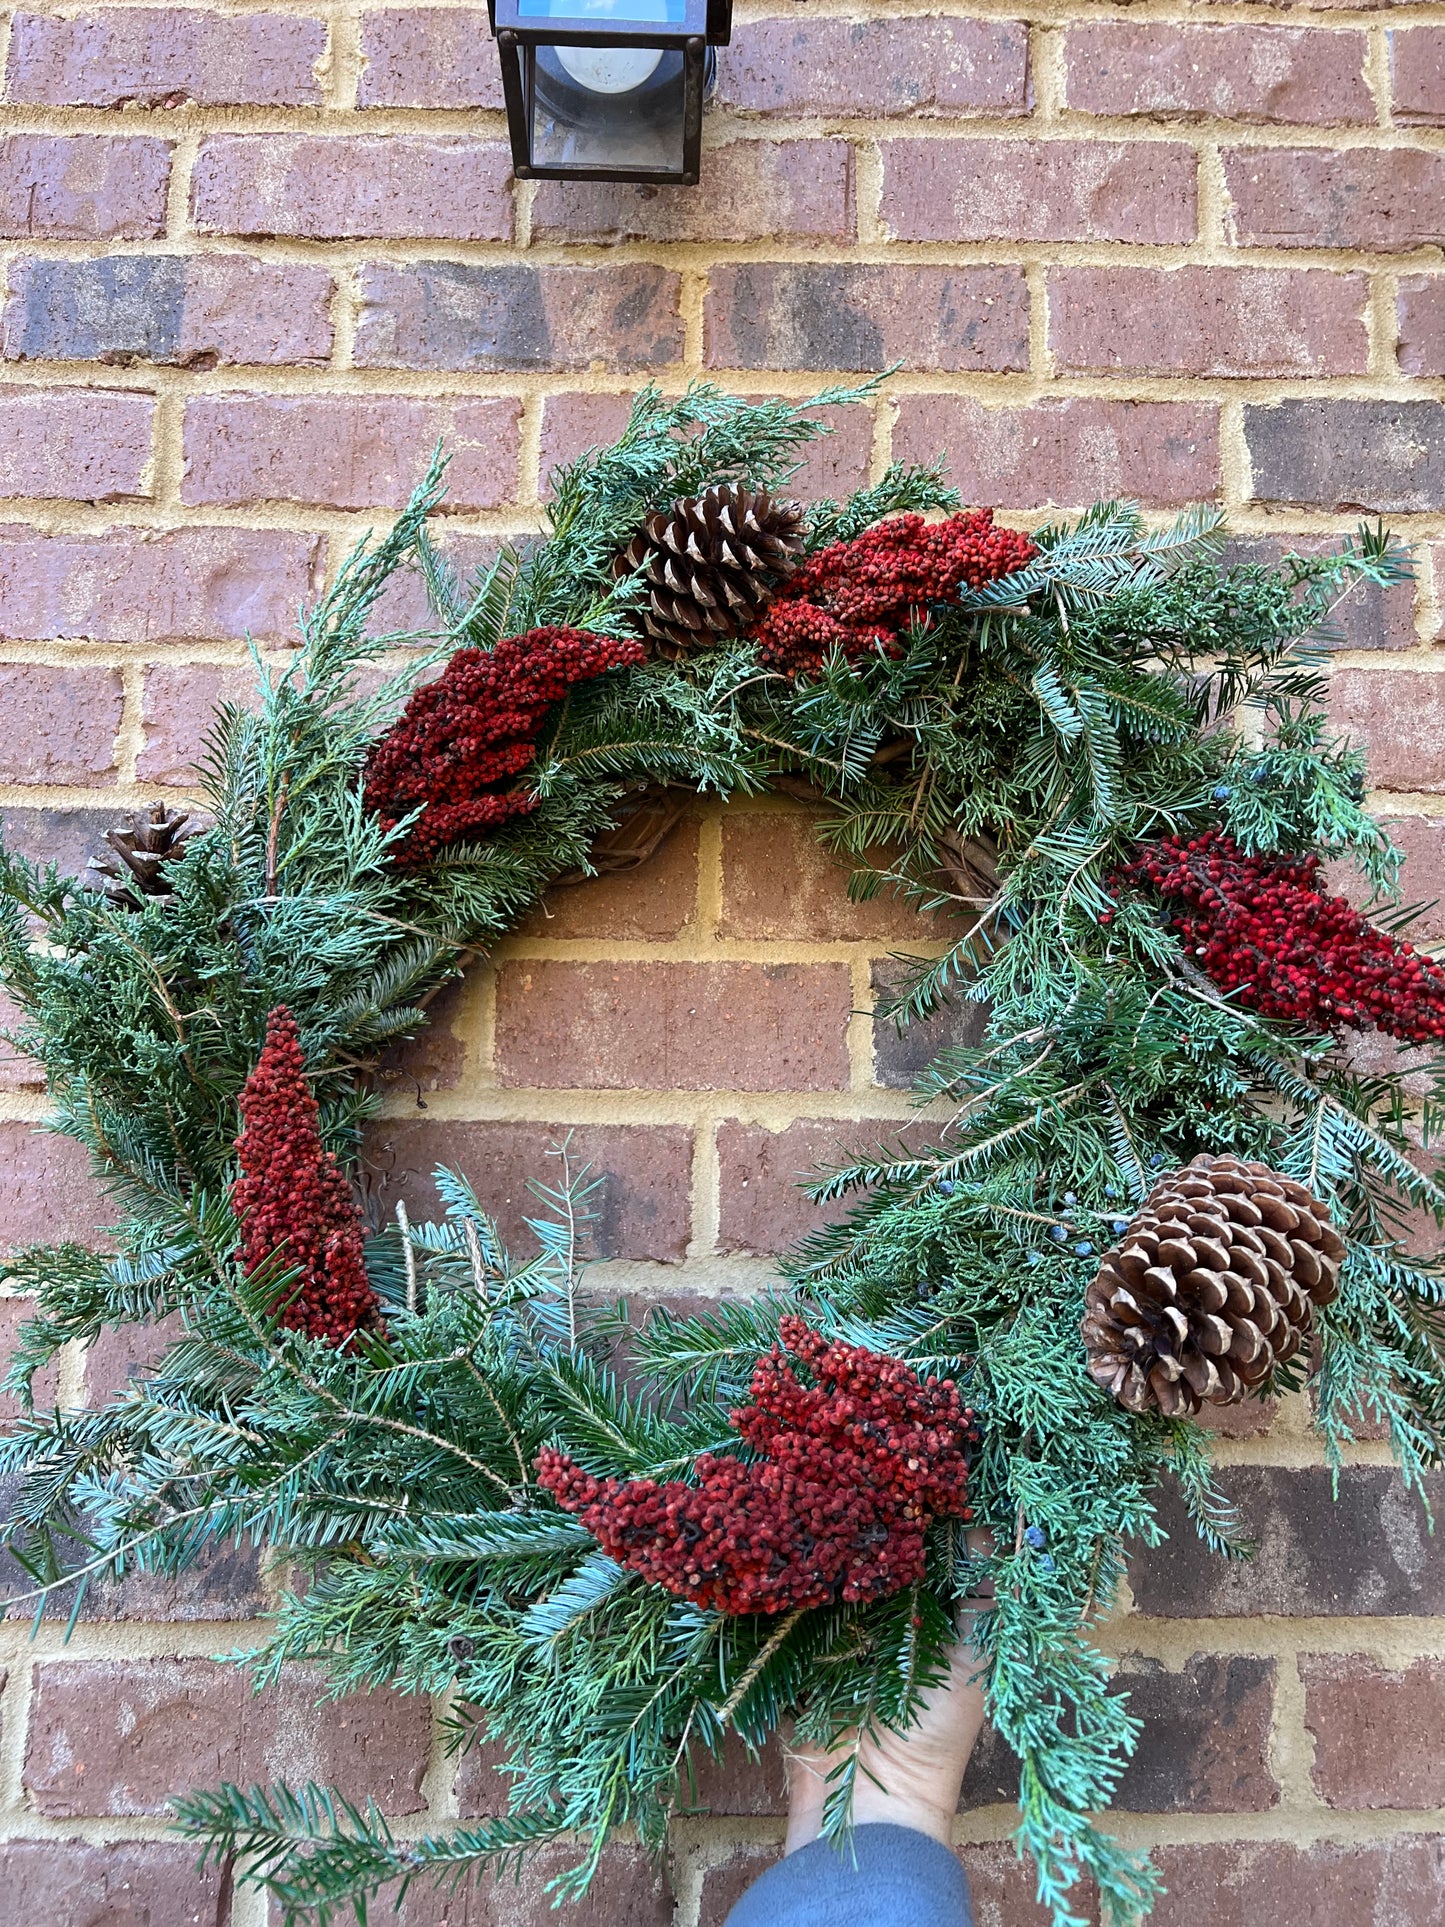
[{"x1": 555, "y1": 43, "x2": 663, "y2": 91}]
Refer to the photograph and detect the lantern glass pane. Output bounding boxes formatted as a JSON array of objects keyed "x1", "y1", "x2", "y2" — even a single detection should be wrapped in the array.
[{"x1": 529, "y1": 43, "x2": 687, "y2": 174}]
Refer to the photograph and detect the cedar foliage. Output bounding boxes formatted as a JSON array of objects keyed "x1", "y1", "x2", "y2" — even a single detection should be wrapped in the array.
[{"x1": 0, "y1": 385, "x2": 1438, "y2": 1927}]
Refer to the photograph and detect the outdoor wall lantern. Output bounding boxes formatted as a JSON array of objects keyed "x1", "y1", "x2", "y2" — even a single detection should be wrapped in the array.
[{"x1": 489, "y1": 0, "x2": 732, "y2": 186}]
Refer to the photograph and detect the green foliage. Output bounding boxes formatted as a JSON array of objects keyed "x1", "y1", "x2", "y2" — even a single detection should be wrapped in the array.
[{"x1": 0, "y1": 383, "x2": 1438, "y2": 1927}]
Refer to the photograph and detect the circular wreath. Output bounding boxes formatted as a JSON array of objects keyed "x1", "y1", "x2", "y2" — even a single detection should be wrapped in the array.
[{"x1": 0, "y1": 385, "x2": 1439, "y2": 1927}]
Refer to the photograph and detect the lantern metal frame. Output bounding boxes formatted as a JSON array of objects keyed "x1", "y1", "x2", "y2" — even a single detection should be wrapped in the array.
[{"x1": 488, "y1": 0, "x2": 732, "y2": 186}]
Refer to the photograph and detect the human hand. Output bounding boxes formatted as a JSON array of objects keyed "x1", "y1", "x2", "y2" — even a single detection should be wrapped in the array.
[{"x1": 782, "y1": 1558, "x2": 992, "y2": 1854}]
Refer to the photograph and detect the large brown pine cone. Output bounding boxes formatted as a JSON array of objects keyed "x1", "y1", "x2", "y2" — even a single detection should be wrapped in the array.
[
  {"x1": 1081, "y1": 1153, "x2": 1345, "y2": 1418},
  {"x1": 615, "y1": 483, "x2": 805, "y2": 657},
  {"x1": 88, "y1": 803, "x2": 193, "y2": 910}
]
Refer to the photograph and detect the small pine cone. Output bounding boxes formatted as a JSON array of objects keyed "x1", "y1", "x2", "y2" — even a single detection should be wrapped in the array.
[
  {"x1": 1081, "y1": 1153, "x2": 1345, "y2": 1419},
  {"x1": 88, "y1": 803, "x2": 193, "y2": 910},
  {"x1": 616, "y1": 483, "x2": 805, "y2": 658}
]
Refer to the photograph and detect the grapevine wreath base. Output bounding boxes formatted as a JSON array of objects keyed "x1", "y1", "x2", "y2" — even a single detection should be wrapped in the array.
[{"x1": 1, "y1": 385, "x2": 1443, "y2": 1927}]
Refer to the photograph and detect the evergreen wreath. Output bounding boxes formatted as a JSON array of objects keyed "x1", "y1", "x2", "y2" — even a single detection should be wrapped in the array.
[{"x1": 0, "y1": 384, "x2": 1438, "y2": 1927}]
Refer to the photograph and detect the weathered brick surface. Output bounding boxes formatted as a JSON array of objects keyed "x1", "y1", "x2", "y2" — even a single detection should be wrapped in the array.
[
  {"x1": 0, "y1": 663, "x2": 122, "y2": 783},
  {"x1": 4, "y1": 254, "x2": 335, "y2": 367},
  {"x1": 0, "y1": 134, "x2": 170, "y2": 239},
  {"x1": 1329, "y1": 668, "x2": 1445, "y2": 792},
  {"x1": 192, "y1": 134, "x2": 514, "y2": 242},
  {"x1": 880, "y1": 140, "x2": 1197, "y2": 243},
  {"x1": 359, "y1": 10, "x2": 506, "y2": 108},
  {"x1": 495, "y1": 960, "x2": 853, "y2": 1091},
  {"x1": 1397, "y1": 276, "x2": 1445, "y2": 376},
  {"x1": 0, "y1": 1838, "x2": 229, "y2": 1927},
  {"x1": 181, "y1": 396, "x2": 521, "y2": 510},
  {"x1": 0, "y1": 525, "x2": 324, "y2": 644},
  {"x1": 1048, "y1": 267, "x2": 1368, "y2": 376},
  {"x1": 1246, "y1": 401, "x2": 1445, "y2": 512},
  {"x1": 1224, "y1": 147, "x2": 1445, "y2": 250},
  {"x1": 1147, "y1": 1835, "x2": 1445, "y2": 1927},
  {"x1": 354, "y1": 263, "x2": 684, "y2": 372},
  {"x1": 0, "y1": 1124, "x2": 107, "y2": 1251},
  {"x1": 1302, "y1": 1654, "x2": 1445, "y2": 1807},
  {"x1": 25, "y1": 1658, "x2": 432, "y2": 1815},
  {"x1": 1129, "y1": 1470, "x2": 1445, "y2": 1616},
  {"x1": 1063, "y1": 24, "x2": 1373, "y2": 123},
  {"x1": 705, "y1": 263, "x2": 1030, "y2": 374},
  {"x1": 0, "y1": 386, "x2": 153, "y2": 500},
  {"x1": 1392, "y1": 26, "x2": 1445, "y2": 121},
  {"x1": 364, "y1": 1119, "x2": 694, "y2": 1262},
  {"x1": 7, "y1": 8, "x2": 325, "y2": 106},
  {"x1": 717, "y1": 16, "x2": 1030, "y2": 116},
  {"x1": 894, "y1": 397, "x2": 1220, "y2": 509},
  {"x1": 533, "y1": 142, "x2": 854, "y2": 244}
]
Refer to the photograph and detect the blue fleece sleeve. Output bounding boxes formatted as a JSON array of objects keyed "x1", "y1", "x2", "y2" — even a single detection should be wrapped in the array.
[{"x1": 722, "y1": 1823, "x2": 973, "y2": 1927}]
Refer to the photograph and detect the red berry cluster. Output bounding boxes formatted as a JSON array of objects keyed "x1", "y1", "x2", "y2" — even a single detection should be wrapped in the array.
[
  {"x1": 536, "y1": 1315, "x2": 978, "y2": 1616},
  {"x1": 748, "y1": 511, "x2": 1037, "y2": 678},
  {"x1": 1125, "y1": 829, "x2": 1445, "y2": 1043},
  {"x1": 232, "y1": 1006, "x2": 380, "y2": 1345},
  {"x1": 362, "y1": 627, "x2": 646, "y2": 868}
]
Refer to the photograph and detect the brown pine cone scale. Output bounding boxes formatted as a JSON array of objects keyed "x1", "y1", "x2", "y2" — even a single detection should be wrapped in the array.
[
  {"x1": 616, "y1": 482, "x2": 805, "y2": 657},
  {"x1": 1081, "y1": 1153, "x2": 1345, "y2": 1418}
]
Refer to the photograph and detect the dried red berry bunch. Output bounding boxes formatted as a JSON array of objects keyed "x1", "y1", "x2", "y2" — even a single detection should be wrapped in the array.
[
  {"x1": 233, "y1": 1005, "x2": 379, "y2": 1345},
  {"x1": 362, "y1": 627, "x2": 645, "y2": 869},
  {"x1": 1125, "y1": 829, "x2": 1445, "y2": 1043},
  {"x1": 748, "y1": 511, "x2": 1037, "y2": 678},
  {"x1": 536, "y1": 1315, "x2": 978, "y2": 1616}
]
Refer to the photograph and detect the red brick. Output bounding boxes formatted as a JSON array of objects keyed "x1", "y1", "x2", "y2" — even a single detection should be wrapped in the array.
[
  {"x1": 6, "y1": 8, "x2": 324, "y2": 106},
  {"x1": 1064, "y1": 24, "x2": 1372, "y2": 124},
  {"x1": 191, "y1": 135, "x2": 514, "y2": 242},
  {"x1": 1392, "y1": 27, "x2": 1445, "y2": 123},
  {"x1": 0, "y1": 134, "x2": 169, "y2": 240},
  {"x1": 717, "y1": 1118, "x2": 908, "y2": 1255},
  {"x1": 495, "y1": 961, "x2": 853, "y2": 1092},
  {"x1": 538, "y1": 394, "x2": 874, "y2": 503},
  {"x1": 1331, "y1": 670, "x2": 1445, "y2": 793},
  {"x1": 1397, "y1": 276, "x2": 1445, "y2": 375},
  {"x1": 359, "y1": 10, "x2": 505, "y2": 108},
  {"x1": 0, "y1": 663, "x2": 122, "y2": 783},
  {"x1": 705, "y1": 263, "x2": 1029, "y2": 374},
  {"x1": 893, "y1": 396, "x2": 1220, "y2": 510},
  {"x1": 533, "y1": 141, "x2": 853, "y2": 244},
  {"x1": 0, "y1": 1839, "x2": 228, "y2": 1927},
  {"x1": 0, "y1": 1123, "x2": 108, "y2": 1252},
  {"x1": 880, "y1": 139, "x2": 1196, "y2": 243},
  {"x1": 1131, "y1": 1469, "x2": 1445, "y2": 1616},
  {"x1": 716, "y1": 16, "x2": 1029, "y2": 117},
  {"x1": 180, "y1": 396, "x2": 520, "y2": 511},
  {"x1": 353, "y1": 1841, "x2": 672, "y2": 1926},
  {"x1": 1247, "y1": 400, "x2": 1445, "y2": 513},
  {"x1": 0, "y1": 385, "x2": 152, "y2": 501},
  {"x1": 1302, "y1": 1654, "x2": 1445, "y2": 1806},
  {"x1": 355, "y1": 263, "x2": 683, "y2": 373},
  {"x1": 1049, "y1": 266, "x2": 1367, "y2": 376},
  {"x1": 363, "y1": 1119, "x2": 694, "y2": 1263},
  {"x1": 0, "y1": 1297, "x2": 59, "y2": 1419},
  {"x1": 0, "y1": 989, "x2": 44, "y2": 1093},
  {"x1": 1223, "y1": 147, "x2": 1445, "y2": 251},
  {"x1": 0, "y1": 526, "x2": 322, "y2": 645},
  {"x1": 138, "y1": 661, "x2": 259, "y2": 786},
  {"x1": 4, "y1": 254, "x2": 334, "y2": 368},
  {"x1": 521, "y1": 817, "x2": 700, "y2": 939},
  {"x1": 25, "y1": 1658, "x2": 431, "y2": 1817},
  {"x1": 1147, "y1": 1835, "x2": 1445, "y2": 1927},
  {"x1": 719, "y1": 808, "x2": 939, "y2": 941}
]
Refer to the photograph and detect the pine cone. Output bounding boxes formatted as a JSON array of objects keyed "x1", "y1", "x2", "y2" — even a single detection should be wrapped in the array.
[
  {"x1": 616, "y1": 483, "x2": 805, "y2": 657},
  {"x1": 1081, "y1": 1154, "x2": 1345, "y2": 1418},
  {"x1": 88, "y1": 803, "x2": 193, "y2": 910}
]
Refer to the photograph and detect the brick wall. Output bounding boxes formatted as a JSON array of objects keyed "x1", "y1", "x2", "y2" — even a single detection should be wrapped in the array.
[{"x1": 0, "y1": 1, "x2": 1442, "y2": 1922}]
